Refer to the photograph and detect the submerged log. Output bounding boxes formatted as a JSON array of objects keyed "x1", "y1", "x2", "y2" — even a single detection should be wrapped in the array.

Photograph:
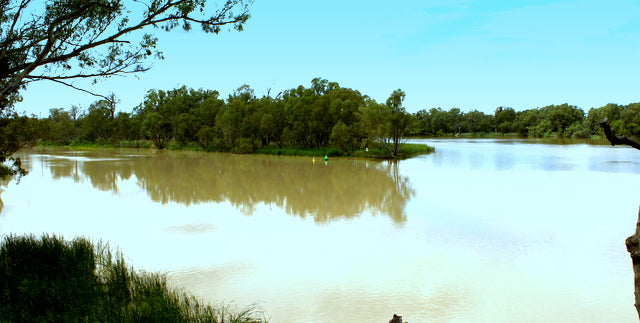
[{"x1": 626, "y1": 207, "x2": 640, "y2": 319}]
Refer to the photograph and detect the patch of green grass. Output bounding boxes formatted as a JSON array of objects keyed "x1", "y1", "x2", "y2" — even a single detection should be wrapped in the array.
[
  {"x1": 38, "y1": 139, "x2": 434, "y2": 161},
  {"x1": 254, "y1": 146, "x2": 342, "y2": 157},
  {"x1": 119, "y1": 140, "x2": 153, "y2": 149},
  {"x1": 67, "y1": 140, "x2": 155, "y2": 149},
  {"x1": 0, "y1": 234, "x2": 269, "y2": 323},
  {"x1": 350, "y1": 143, "x2": 434, "y2": 159},
  {"x1": 398, "y1": 143, "x2": 435, "y2": 156},
  {"x1": 167, "y1": 141, "x2": 204, "y2": 151}
]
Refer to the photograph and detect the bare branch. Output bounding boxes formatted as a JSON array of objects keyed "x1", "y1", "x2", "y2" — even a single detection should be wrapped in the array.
[
  {"x1": 41, "y1": 78, "x2": 111, "y2": 101},
  {"x1": 599, "y1": 118, "x2": 640, "y2": 151}
]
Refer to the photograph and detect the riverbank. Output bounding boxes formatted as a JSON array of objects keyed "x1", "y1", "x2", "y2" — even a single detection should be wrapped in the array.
[{"x1": 40, "y1": 140, "x2": 435, "y2": 159}]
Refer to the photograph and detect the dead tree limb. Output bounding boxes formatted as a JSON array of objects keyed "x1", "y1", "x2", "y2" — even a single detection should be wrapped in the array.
[
  {"x1": 626, "y1": 207, "x2": 640, "y2": 320},
  {"x1": 600, "y1": 119, "x2": 640, "y2": 318},
  {"x1": 600, "y1": 118, "x2": 640, "y2": 150}
]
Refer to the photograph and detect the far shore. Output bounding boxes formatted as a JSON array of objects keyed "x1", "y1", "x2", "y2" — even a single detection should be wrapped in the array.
[{"x1": 33, "y1": 141, "x2": 435, "y2": 160}]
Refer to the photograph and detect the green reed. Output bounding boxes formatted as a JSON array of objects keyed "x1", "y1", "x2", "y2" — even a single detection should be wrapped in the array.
[{"x1": 0, "y1": 234, "x2": 268, "y2": 323}]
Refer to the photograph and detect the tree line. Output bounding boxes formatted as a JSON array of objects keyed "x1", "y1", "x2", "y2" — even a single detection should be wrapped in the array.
[
  {"x1": 3, "y1": 78, "x2": 640, "y2": 163},
  {"x1": 411, "y1": 103, "x2": 640, "y2": 139},
  {"x1": 4, "y1": 78, "x2": 415, "y2": 157}
]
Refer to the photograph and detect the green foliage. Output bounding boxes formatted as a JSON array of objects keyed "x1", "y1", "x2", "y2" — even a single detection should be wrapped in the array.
[
  {"x1": 386, "y1": 89, "x2": 411, "y2": 156},
  {"x1": 142, "y1": 111, "x2": 171, "y2": 149},
  {"x1": 330, "y1": 120, "x2": 352, "y2": 153},
  {"x1": 0, "y1": 234, "x2": 268, "y2": 323},
  {"x1": 196, "y1": 125, "x2": 219, "y2": 150},
  {"x1": 45, "y1": 108, "x2": 77, "y2": 144},
  {"x1": 494, "y1": 107, "x2": 516, "y2": 133},
  {"x1": 0, "y1": 112, "x2": 40, "y2": 178},
  {"x1": 83, "y1": 101, "x2": 114, "y2": 142},
  {"x1": 231, "y1": 137, "x2": 255, "y2": 154},
  {"x1": 411, "y1": 103, "x2": 600, "y2": 139},
  {"x1": 351, "y1": 143, "x2": 433, "y2": 159}
]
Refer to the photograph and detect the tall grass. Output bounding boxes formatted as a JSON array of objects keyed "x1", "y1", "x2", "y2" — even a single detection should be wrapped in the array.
[{"x1": 0, "y1": 234, "x2": 268, "y2": 323}]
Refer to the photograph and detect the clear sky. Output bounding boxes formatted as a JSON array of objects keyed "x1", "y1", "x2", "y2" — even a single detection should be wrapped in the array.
[{"x1": 13, "y1": 0, "x2": 640, "y2": 117}]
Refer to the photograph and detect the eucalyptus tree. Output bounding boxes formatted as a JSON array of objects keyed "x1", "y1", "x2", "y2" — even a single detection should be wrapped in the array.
[
  {"x1": 82, "y1": 100, "x2": 114, "y2": 142},
  {"x1": 494, "y1": 107, "x2": 516, "y2": 133},
  {"x1": 216, "y1": 84, "x2": 256, "y2": 150},
  {"x1": 45, "y1": 107, "x2": 76, "y2": 144},
  {"x1": 462, "y1": 109, "x2": 492, "y2": 133},
  {"x1": 358, "y1": 99, "x2": 391, "y2": 153},
  {"x1": 386, "y1": 89, "x2": 410, "y2": 156}
]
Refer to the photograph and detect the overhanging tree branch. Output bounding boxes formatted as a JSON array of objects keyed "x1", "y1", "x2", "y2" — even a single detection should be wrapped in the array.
[
  {"x1": 599, "y1": 118, "x2": 640, "y2": 150},
  {"x1": 38, "y1": 78, "x2": 112, "y2": 101},
  {"x1": 0, "y1": 0, "x2": 253, "y2": 107},
  {"x1": 600, "y1": 118, "x2": 640, "y2": 318}
]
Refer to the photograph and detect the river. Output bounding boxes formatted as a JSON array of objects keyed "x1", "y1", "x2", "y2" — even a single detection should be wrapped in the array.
[{"x1": 1, "y1": 139, "x2": 639, "y2": 322}]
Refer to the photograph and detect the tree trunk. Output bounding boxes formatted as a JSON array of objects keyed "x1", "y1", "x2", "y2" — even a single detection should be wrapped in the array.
[
  {"x1": 626, "y1": 207, "x2": 640, "y2": 319},
  {"x1": 598, "y1": 119, "x2": 640, "y2": 318}
]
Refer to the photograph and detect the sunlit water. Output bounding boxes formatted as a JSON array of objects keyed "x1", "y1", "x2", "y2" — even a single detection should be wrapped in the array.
[{"x1": 1, "y1": 139, "x2": 639, "y2": 322}]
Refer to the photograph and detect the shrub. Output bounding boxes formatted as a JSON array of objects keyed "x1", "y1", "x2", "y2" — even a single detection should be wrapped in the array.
[{"x1": 232, "y1": 138, "x2": 255, "y2": 154}]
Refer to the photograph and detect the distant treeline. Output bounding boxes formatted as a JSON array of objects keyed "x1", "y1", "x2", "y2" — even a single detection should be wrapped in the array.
[
  {"x1": 3, "y1": 78, "x2": 639, "y2": 156},
  {"x1": 411, "y1": 103, "x2": 637, "y2": 138}
]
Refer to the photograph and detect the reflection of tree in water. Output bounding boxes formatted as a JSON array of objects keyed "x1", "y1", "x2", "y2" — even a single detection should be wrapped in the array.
[
  {"x1": 42, "y1": 150, "x2": 414, "y2": 223},
  {"x1": 47, "y1": 152, "x2": 135, "y2": 194}
]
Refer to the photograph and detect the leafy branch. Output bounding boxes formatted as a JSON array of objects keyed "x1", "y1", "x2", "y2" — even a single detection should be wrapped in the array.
[{"x1": 0, "y1": 0, "x2": 253, "y2": 107}]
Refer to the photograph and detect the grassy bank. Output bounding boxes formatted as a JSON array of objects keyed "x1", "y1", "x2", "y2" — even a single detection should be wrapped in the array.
[
  {"x1": 40, "y1": 140, "x2": 435, "y2": 159},
  {"x1": 0, "y1": 234, "x2": 268, "y2": 323},
  {"x1": 253, "y1": 147, "x2": 341, "y2": 157},
  {"x1": 349, "y1": 143, "x2": 435, "y2": 159},
  {"x1": 255, "y1": 143, "x2": 434, "y2": 159}
]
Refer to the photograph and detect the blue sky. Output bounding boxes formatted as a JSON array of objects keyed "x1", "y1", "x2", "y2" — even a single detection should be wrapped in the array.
[{"x1": 14, "y1": 0, "x2": 640, "y2": 116}]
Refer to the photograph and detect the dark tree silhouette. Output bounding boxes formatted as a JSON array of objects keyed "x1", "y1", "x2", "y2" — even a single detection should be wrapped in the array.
[{"x1": 600, "y1": 118, "x2": 640, "y2": 318}]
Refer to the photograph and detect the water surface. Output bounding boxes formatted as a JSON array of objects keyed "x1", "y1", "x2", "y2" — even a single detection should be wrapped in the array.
[{"x1": 1, "y1": 139, "x2": 639, "y2": 322}]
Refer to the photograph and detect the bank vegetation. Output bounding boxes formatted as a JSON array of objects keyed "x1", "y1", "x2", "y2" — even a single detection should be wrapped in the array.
[
  {"x1": 0, "y1": 234, "x2": 268, "y2": 322},
  {"x1": 4, "y1": 79, "x2": 434, "y2": 163}
]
